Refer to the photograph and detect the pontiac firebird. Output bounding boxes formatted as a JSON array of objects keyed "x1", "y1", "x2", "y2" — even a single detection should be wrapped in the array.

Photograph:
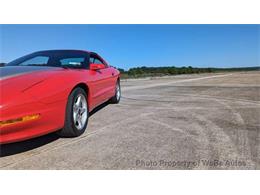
[{"x1": 0, "y1": 50, "x2": 121, "y2": 144}]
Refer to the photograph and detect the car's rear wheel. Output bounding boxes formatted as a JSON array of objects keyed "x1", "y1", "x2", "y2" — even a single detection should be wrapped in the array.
[
  {"x1": 110, "y1": 80, "x2": 121, "y2": 104},
  {"x1": 58, "y1": 87, "x2": 89, "y2": 137}
]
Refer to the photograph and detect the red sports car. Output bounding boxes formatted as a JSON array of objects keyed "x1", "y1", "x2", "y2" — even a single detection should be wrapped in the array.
[{"x1": 0, "y1": 50, "x2": 121, "y2": 144}]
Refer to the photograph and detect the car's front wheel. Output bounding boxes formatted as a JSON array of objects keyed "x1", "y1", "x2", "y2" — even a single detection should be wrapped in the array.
[{"x1": 58, "y1": 87, "x2": 89, "y2": 137}]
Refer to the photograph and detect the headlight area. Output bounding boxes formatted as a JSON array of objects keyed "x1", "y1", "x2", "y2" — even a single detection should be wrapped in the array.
[{"x1": 0, "y1": 114, "x2": 40, "y2": 128}]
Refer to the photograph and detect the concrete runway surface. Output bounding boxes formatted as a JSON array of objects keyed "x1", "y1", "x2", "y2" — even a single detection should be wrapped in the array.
[{"x1": 0, "y1": 71, "x2": 259, "y2": 169}]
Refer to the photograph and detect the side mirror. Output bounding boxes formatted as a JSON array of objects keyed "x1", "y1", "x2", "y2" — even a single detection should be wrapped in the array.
[{"x1": 90, "y1": 63, "x2": 105, "y2": 70}]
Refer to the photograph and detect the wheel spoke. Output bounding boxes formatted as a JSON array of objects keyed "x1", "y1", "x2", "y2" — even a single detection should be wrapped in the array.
[
  {"x1": 77, "y1": 118, "x2": 82, "y2": 129},
  {"x1": 80, "y1": 108, "x2": 86, "y2": 114},
  {"x1": 75, "y1": 95, "x2": 81, "y2": 106},
  {"x1": 73, "y1": 104, "x2": 79, "y2": 112}
]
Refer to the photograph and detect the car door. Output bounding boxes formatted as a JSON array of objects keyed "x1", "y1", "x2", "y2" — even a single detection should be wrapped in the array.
[{"x1": 89, "y1": 56, "x2": 114, "y2": 106}]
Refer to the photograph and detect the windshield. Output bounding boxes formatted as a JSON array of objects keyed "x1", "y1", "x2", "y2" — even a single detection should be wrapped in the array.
[{"x1": 6, "y1": 50, "x2": 89, "y2": 69}]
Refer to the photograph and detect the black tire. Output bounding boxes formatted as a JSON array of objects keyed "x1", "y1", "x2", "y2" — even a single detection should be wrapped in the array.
[
  {"x1": 110, "y1": 80, "x2": 121, "y2": 104},
  {"x1": 58, "y1": 87, "x2": 89, "y2": 137}
]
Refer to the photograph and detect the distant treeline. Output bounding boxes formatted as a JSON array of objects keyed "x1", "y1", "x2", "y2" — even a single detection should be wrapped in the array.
[
  {"x1": 0, "y1": 62, "x2": 259, "y2": 78},
  {"x1": 118, "y1": 66, "x2": 260, "y2": 79}
]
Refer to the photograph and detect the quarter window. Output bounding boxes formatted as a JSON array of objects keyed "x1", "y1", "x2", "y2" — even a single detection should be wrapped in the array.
[
  {"x1": 94, "y1": 58, "x2": 103, "y2": 64},
  {"x1": 89, "y1": 57, "x2": 94, "y2": 63}
]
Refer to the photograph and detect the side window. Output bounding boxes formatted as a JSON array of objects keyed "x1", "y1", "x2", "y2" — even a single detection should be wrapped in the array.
[
  {"x1": 19, "y1": 56, "x2": 49, "y2": 66},
  {"x1": 93, "y1": 58, "x2": 103, "y2": 64},
  {"x1": 60, "y1": 57, "x2": 84, "y2": 67},
  {"x1": 89, "y1": 54, "x2": 107, "y2": 68},
  {"x1": 89, "y1": 57, "x2": 94, "y2": 64}
]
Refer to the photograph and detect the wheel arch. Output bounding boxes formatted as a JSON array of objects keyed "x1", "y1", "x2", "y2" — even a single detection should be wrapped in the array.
[{"x1": 70, "y1": 83, "x2": 90, "y2": 105}]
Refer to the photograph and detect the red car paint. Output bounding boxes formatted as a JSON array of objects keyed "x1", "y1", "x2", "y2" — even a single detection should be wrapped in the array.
[{"x1": 0, "y1": 50, "x2": 120, "y2": 144}]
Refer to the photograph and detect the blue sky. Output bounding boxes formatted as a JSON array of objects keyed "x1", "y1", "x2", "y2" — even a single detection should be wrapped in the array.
[{"x1": 0, "y1": 25, "x2": 259, "y2": 69}]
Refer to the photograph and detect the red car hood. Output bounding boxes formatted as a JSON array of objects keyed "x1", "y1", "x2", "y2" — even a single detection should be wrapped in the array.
[{"x1": 0, "y1": 66, "x2": 65, "y2": 106}]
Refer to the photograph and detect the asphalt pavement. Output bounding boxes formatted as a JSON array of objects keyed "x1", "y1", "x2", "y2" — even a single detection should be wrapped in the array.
[{"x1": 0, "y1": 71, "x2": 259, "y2": 169}]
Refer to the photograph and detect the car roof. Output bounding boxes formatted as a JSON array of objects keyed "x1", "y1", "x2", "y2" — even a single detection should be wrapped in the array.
[{"x1": 35, "y1": 49, "x2": 97, "y2": 55}]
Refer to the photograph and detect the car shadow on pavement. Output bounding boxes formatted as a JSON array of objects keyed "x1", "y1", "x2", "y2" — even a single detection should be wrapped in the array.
[
  {"x1": 0, "y1": 102, "x2": 110, "y2": 157},
  {"x1": 89, "y1": 101, "x2": 110, "y2": 117},
  {"x1": 0, "y1": 132, "x2": 60, "y2": 157}
]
